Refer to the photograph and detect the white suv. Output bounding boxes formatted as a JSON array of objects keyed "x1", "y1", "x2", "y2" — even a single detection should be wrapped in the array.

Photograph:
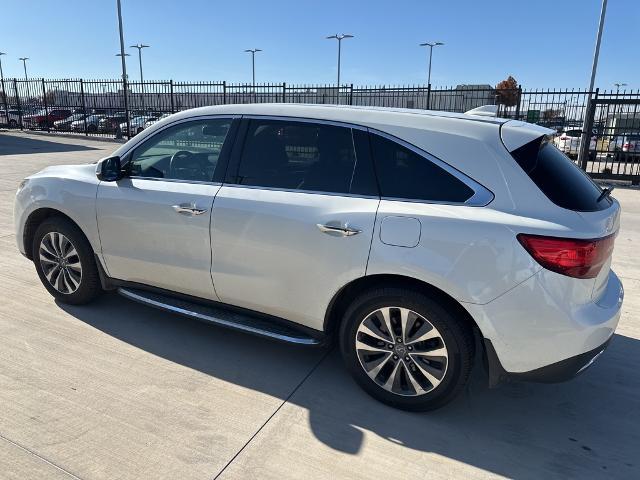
[{"x1": 14, "y1": 104, "x2": 623, "y2": 411}]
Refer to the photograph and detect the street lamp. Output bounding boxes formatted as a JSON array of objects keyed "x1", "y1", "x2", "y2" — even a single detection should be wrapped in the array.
[
  {"x1": 130, "y1": 44, "x2": 150, "y2": 83},
  {"x1": 130, "y1": 44, "x2": 150, "y2": 110},
  {"x1": 614, "y1": 82, "x2": 627, "y2": 93},
  {"x1": 19, "y1": 57, "x2": 29, "y2": 80},
  {"x1": 419, "y1": 41, "x2": 444, "y2": 86},
  {"x1": 244, "y1": 48, "x2": 262, "y2": 89},
  {"x1": 326, "y1": 33, "x2": 354, "y2": 104}
]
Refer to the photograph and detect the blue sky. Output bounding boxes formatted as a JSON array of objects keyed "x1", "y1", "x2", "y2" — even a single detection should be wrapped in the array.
[{"x1": 1, "y1": 0, "x2": 638, "y2": 89}]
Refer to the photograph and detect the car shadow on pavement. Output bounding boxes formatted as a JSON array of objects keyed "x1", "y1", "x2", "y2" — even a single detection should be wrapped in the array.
[
  {"x1": 59, "y1": 293, "x2": 640, "y2": 480},
  {"x1": 0, "y1": 134, "x2": 99, "y2": 155}
]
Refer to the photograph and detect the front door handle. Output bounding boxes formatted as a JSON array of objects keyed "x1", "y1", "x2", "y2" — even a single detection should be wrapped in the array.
[
  {"x1": 317, "y1": 223, "x2": 361, "y2": 237},
  {"x1": 172, "y1": 203, "x2": 208, "y2": 216}
]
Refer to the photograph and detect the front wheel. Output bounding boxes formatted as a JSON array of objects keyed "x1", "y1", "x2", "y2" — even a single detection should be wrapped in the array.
[
  {"x1": 339, "y1": 288, "x2": 474, "y2": 411},
  {"x1": 32, "y1": 217, "x2": 102, "y2": 305}
]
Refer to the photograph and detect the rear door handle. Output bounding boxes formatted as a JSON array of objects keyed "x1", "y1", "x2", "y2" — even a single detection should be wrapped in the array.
[
  {"x1": 317, "y1": 223, "x2": 361, "y2": 237},
  {"x1": 172, "y1": 203, "x2": 208, "y2": 216}
]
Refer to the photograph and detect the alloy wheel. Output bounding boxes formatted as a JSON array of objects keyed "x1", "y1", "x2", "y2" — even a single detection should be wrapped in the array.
[
  {"x1": 39, "y1": 232, "x2": 83, "y2": 294},
  {"x1": 355, "y1": 306, "x2": 449, "y2": 396}
]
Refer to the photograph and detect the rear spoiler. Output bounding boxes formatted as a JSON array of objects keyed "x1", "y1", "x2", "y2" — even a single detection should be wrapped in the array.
[
  {"x1": 501, "y1": 120, "x2": 554, "y2": 151},
  {"x1": 465, "y1": 105, "x2": 499, "y2": 117}
]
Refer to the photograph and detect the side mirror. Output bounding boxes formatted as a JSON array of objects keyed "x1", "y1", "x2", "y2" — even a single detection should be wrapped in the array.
[{"x1": 96, "y1": 156, "x2": 123, "y2": 182}]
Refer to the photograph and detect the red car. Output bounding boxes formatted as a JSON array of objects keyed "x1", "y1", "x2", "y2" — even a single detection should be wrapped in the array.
[{"x1": 22, "y1": 109, "x2": 72, "y2": 129}]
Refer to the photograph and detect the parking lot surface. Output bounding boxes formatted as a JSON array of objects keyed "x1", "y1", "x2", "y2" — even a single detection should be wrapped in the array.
[{"x1": 1, "y1": 131, "x2": 639, "y2": 480}]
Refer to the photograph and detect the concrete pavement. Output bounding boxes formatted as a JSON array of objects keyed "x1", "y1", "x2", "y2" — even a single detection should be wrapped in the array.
[{"x1": 0, "y1": 131, "x2": 639, "y2": 479}]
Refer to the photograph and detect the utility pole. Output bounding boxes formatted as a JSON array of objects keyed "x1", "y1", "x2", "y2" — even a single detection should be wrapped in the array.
[
  {"x1": 116, "y1": 0, "x2": 130, "y2": 137},
  {"x1": 326, "y1": 34, "x2": 354, "y2": 104},
  {"x1": 579, "y1": 0, "x2": 608, "y2": 168},
  {"x1": 0, "y1": 52, "x2": 8, "y2": 124}
]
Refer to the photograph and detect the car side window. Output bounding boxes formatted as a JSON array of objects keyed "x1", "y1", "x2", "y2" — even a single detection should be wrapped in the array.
[
  {"x1": 235, "y1": 119, "x2": 358, "y2": 194},
  {"x1": 128, "y1": 119, "x2": 231, "y2": 182},
  {"x1": 369, "y1": 133, "x2": 474, "y2": 203}
]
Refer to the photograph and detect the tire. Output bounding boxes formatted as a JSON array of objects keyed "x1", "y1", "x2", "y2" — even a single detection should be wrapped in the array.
[
  {"x1": 136, "y1": 127, "x2": 144, "y2": 134},
  {"x1": 32, "y1": 216, "x2": 102, "y2": 305},
  {"x1": 87, "y1": 124, "x2": 97, "y2": 133},
  {"x1": 9, "y1": 119, "x2": 17, "y2": 128},
  {"x1": 339, "y1": 287, "x2": 474, "y2": 411}
]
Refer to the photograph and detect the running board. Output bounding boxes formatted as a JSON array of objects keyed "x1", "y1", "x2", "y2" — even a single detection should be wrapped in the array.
[{"x1": 117, "y1": 287, "x2": 324, "y2": 346}]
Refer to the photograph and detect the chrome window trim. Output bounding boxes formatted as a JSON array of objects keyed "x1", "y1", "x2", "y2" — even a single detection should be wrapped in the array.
[
  {"x1": 221, "y1": 183, "x2": 380, "y2": 201},
  {"x1": 368, "y1": 128, "x2": 495, "y2": 207},
  {"x1": 127, "y1": 177, "x2": 222, "y2": 187},
  {"x1": 241, "y1": 114, "x2": 368, "y2": 131}
]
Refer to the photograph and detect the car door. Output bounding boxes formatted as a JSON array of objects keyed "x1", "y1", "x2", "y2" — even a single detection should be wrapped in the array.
[
  {"x1": 97, "y1": 117, "x2": 237, "y2": 300},
  {"x1": 210, "y1": 117, "x2": 380, "y2": 330}
]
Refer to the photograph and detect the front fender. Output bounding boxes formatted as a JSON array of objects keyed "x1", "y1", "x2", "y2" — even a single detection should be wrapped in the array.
[{"x1": 14, "y1": 165, "x2": 100, "y2": 257}]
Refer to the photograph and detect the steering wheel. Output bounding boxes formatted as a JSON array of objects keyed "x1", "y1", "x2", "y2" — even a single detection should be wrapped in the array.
[{"x1": 169, "y1": 150, "x2": 195, "y2": 178}]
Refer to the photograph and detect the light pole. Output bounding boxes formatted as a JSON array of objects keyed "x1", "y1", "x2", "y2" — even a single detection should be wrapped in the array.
[
  {"x1": 19, "y1": 57, "x2": 29, "y2": 80},
  {"x1": 614, "y1": 82, "x2": 627, "y2": 94},
  {"x1": 244, "y1": 48, "x2": 262, "y2": 90},
  {"x1": 326, "y1": 34, "x2": 353, "y2": 104},
  {"x1": 130, "y1": 44, "x2": 150, "y2": 110},
  {"x1": 116, "y1": 0, "x2": 130, "y2": 137},
  {"x1": 419, "y1": 41, "x2": 444, "y2": 87}
]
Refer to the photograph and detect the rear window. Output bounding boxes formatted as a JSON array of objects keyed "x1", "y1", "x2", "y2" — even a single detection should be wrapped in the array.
[
  {"x1": 565, "y1": 130, "x2": 582, "y2": 137},
  {"x1": 510, "y1": 137, "x2": 610, "y2": 212}
]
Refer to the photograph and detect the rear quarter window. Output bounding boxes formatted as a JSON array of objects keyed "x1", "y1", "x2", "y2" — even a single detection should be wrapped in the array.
[
  {"x1": 369, "y1": 133, "x2": 475, "y2": 203},
  {"x1": 509, "y1": 137, "x2": 610, "y2": 212}
]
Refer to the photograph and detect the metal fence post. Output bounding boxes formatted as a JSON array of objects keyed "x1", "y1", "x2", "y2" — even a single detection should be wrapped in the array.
[
  {"x1": 578, "y1": 88, "x2": 599, "y2": 171},
  {"x1": 349, "y1": 84, "x2": 354, "y2": 106},
  {"x1": 80, "y1": 79, "x2": 88, "y2": 135},
  {"x1": 426, "y1": 83, "x2": 432, "y2": 110},
  {"x1": 282, "y1": 82, "x2": 286, "y2": 103},
  {"x1": 170, "y1": 80, "x2": 175, "y2": 112},
  {"x1": 41, "y1": 78, "x2": 50, "y2": 132},
  {"x1": 223, "y1": 81, "x2": 227, "y2": 105},
  {"x1": 13, "y1": 79, "x2": 23, "y2": 130}
]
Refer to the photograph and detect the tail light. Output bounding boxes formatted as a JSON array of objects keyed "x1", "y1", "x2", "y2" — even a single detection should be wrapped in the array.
[{"x1": 517, "y1": 233, "x2": 615, "y2": 279}]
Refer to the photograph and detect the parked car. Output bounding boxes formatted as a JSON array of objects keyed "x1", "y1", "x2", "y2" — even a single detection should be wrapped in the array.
[
  {"x1": 22, "y1": 108, "x2": 72, "y2": 129},
  {"x1": 609, "y1": 133, "x2": 640, "y2": 154},
  {"x1": 0, "y1": 109, "x2": 23, "y2": 128},
  {"x1": 98, "y1": 112, "x2": 128, "y2": 134},
  {"x1": 70, "y1": 114, "x2": 105, "y2": 133},
  {"x1": 54, "y1": 113, "x2": 88, "y2": 131},
  {"x1": 553, "y1": 128, "x2": 596, "y2": 158},
  {"x1": 120, "y1": 114, "x2": 161, "y2": 136},
  {"x1": 143, "y1": 113, "x2": 171, "y2": 129},
  {"x1": 14, "y1": 105, "x2": 623, "y2": 411}
]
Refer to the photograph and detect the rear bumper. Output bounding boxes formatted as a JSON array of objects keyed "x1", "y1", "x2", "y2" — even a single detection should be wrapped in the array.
[
  {"x1": 465, "y1": 268, "x2": 623, "y2": 381},
  {"x1": 484, "y1": 336, "x2": 612, "y2": 386}
]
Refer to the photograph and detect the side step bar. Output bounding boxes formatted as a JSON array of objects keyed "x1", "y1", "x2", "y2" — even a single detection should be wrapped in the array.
[{"x1": 117, "y1": 287, "x2": 324, "y2": 346}]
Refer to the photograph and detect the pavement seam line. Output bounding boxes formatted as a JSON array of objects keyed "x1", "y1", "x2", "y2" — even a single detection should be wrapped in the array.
[
  {"x1": 0, "y1": 432, "x2": 85, "y2": 480},
  {"x1": 212, "y1": 346, "x2": 334, "y2": 480}
]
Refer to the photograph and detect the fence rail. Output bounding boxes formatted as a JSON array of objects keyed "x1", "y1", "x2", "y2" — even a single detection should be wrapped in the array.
[{"x1": 1, "y1": 78, "x2": 640, "y2": 181}]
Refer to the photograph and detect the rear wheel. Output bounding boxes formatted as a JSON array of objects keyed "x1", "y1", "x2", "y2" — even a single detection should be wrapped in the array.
[
  {"x1": 339, "y1": 287, "x2": 474, "y2": 411},
  {"x1": 9, "y1": 119, "x2": 17, "y2": 128},
  {"x1": 32, "y1": 217, "x2": 102, "y2": 304}
]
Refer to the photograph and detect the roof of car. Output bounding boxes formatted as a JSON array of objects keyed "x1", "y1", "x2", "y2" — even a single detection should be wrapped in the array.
[{"x1": 168, "y1": 103, "x2": 509, "y2": 126}]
